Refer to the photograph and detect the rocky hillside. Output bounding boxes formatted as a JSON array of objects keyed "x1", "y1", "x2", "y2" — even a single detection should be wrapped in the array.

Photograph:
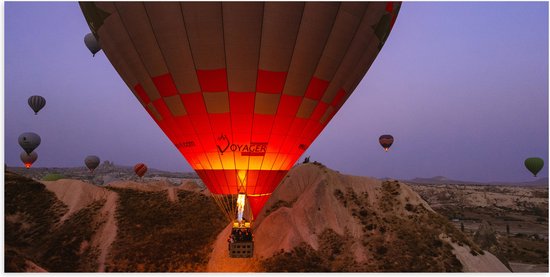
[
  {"x1": 4, "y1": 171, "x2": 223, "y2": 272},
  {"x1": 207, "y1": 163, "x2": 509, "y2": 272},
  {"x1": 5, "y1": 164, "x2": 510, "y2": 272},
  {"x1": 5, "y1": 171, "x2": 102, "y2": 272}
]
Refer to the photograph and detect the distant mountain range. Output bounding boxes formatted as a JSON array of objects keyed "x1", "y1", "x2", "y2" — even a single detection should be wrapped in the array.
[
  {"x1": 8, "y1": 162, "x2": 547, "y2": 187},
  {"x1": 404, "y1": 176, "x2": 548, "y2": 187}
]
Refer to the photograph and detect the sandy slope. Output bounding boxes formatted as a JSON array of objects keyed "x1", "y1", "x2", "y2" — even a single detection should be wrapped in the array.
[
  {"x1": 42, "y1": 179, "x2": 111, "y2": 223},
  {"x1": 440, "y1": 235, "x2": 510, "y2": 272},
  {"x1": 452, "y1": 244, "x2": 510, "y2": 272},
  {"x1": 207, "y1": 163, "x2": 509, "y2": 272},
  {"x1": 93, "y1": 192, "x2": 119, "y2": 272},
  {"x1": 253, "y1": 164, "x2": 432, "y2": 258},
  {"x1": 24, "y1": 260, "x2": 47, "y2": 272}
]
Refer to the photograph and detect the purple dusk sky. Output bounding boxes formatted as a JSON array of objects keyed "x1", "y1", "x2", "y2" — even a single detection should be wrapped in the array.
[{"x1": 4, "y1": 2, "x2": 548, "y2": 183}]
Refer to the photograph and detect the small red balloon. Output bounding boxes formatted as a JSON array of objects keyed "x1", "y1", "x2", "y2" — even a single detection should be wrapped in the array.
[{"x1": 134, "y1": 163, "x2": 148, "y2": 178}]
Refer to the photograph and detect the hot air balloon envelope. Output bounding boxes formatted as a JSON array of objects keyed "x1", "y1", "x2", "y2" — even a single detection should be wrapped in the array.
[
  {"x1": 28, "y1": 95, "x2": 46, "y2": 115},
  {"x1": 20, "y1": 151, "x2": 38, "y2": 168},
  {"x1": 18, "y1": 132, "x2": 41, "y2": 155},
  {"x1": 525, "y1": 157, "x2": 544, "y2": 177},
  {"x1": 85, "y1": 155, "x2": 101, "y2": 172},
  {"x1": 379, "y1": 134, "x2": 394, "y2": 152},
  {"x1": 84, "y1": 33, "x2": 101, "y2": 56},
  {"x1": 81, "y1": 2, "x2": 401, "y2": 220}
]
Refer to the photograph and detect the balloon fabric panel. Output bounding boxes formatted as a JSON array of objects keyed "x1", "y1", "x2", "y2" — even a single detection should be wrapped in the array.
[
  {"x1": 257, "y1": 70, "x2": 287, "y2": 94},
  {"x1": 248, "y1": 194, "x2": 271, "y2": 219},
  {"x1": 197, "y1": 70, "x2": 228, "y2": 93}
]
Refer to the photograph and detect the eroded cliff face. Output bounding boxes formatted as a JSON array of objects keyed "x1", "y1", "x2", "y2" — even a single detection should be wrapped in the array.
[{"x1": 208, "y1": 163, "x2": 509, "y2": 272}]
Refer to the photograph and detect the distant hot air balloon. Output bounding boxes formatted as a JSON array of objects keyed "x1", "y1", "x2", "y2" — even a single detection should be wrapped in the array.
[
  {"x1": 134, "y1": 163, "x2": 148, "y2": 178},
  {"x1": 524, "y1": 157, "x2": 544, "y2": 177},
  {"x1": 85, "y1": 155, "x2": 100, "y2": 172},
  {"x1": 28, "y1": 95, "x2": 46, "y2": 115},
  {"x1": 379, "y1": 134, "x2": 394, "y2": 152},
  {"x1": 20, "y1": 151, "x2": 38, "y2": 168},
  {"x1": 18, "y1": 132, "x2": 41, "y2": 155},
  {"x1": 84, "y1": 33, "x2": 101, "y2": 56},
  {"x1": 81, "y1": 2, "x2": 401, "y2": 224}
]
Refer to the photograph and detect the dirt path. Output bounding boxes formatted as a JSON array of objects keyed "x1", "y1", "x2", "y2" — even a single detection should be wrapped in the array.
[
  {"x1": 25, "y1": 260, "x2": 47, "y2": 272},
  {"x1": 92, "y1": 192, "x2": 119, "y2": 272},
  {"x1": 167, "y1": 187, "x2": 178, "y2": 203}
]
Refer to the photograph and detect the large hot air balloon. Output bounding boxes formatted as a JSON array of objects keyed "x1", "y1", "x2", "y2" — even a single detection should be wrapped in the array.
[
  {"x1": 134, "y1": 163, "x2": 148, "y2": 178},
  {"x1": 84, "y1": 33, "x2": 101, "y2": 56},
  {"x1": 379, "y1": 134, "x2": 394, "y2": 152},
  {"x1": 28, "y1": 95, "x2": 46, "y2": 115},
  {"x1": 20, "y1": 151, "x2": 38, "y2": 168},
  {"x1": 85, "y1": 155, "x2": 100, "y2": 172},
  {"x1": 81, "y1": 2, "x2": 400, "y2": 224},
  {"x1": 18, "y1": 132, "x2": 41, "y2": 155},
  {"x1": 524, "y1": 157, "x2": 544, "y2": 177}
]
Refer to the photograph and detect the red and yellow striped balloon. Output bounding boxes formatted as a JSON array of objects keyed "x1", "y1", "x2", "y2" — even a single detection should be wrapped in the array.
[{"x1": 81, "y1": 2, "x2": 400, "y2": 220}]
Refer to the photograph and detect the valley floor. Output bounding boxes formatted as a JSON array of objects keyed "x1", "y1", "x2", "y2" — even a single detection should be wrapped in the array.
[{"x1": 409, "y1": 183, "x2": 548, "y2": 272}]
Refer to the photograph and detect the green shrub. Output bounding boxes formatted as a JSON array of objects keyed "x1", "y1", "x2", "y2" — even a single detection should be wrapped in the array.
[{"x1": 42, "y1": 173, "x2": 66, "y2": 181}]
